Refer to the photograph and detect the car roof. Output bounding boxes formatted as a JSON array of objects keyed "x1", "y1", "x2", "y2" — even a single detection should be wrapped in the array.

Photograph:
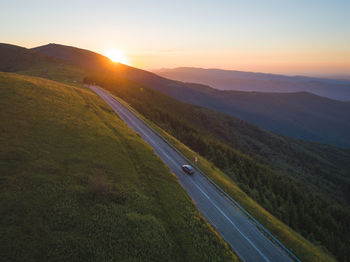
[{"x1": 183, "y1": 165, "x2": 193, "y2": 170}]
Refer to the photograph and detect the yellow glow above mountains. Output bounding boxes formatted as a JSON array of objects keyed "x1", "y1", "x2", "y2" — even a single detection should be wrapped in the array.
[{"x1": 105, "y1": 49, "x2": 129, "y2": 65}]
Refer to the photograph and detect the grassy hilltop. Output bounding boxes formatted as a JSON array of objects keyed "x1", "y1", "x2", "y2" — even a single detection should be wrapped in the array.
[{"x1": 0, "y1": 72, "x2": 237, "y2": 261}]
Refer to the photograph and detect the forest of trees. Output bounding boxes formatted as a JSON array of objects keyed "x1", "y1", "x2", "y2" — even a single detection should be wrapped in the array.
[{"x1": 85, "y1": 75, "x2": 350, "y2": 261}]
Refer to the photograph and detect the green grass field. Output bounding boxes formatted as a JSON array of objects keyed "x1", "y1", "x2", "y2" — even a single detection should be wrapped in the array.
[
  {"x1": 0, "y1": 72, "x2": 237, "y2": 261},
  {"x1": 19, "y1": 63, "x2": 86, "y2": 86},
  {"x1": 113, "y1": 93, "x2": 336, "y2": 262}
]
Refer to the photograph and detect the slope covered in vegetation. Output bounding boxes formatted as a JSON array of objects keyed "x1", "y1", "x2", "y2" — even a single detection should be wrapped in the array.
[
  {"x1": 0, "y1": 43, "x2": 57, "y2": 72},
  {"x1": 0, "y1": 43, "x2": 86, "y2": 86},
  {"x1": 85, "y1": 74, "x2": 349, "y2": 261},
  {"x1": 0, "y1": 72, "x2": 237, "y2": 261}
]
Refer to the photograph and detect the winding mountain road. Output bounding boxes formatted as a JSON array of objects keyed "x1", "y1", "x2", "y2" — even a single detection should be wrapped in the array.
[{"x1": 89, "y1": 85, "x2": 293, "y2": 262}]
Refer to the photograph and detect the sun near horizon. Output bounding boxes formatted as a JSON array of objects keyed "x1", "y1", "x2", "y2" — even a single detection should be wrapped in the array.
[{"x1": 105, "y1": 49, "x2": 130, "y2": 65}]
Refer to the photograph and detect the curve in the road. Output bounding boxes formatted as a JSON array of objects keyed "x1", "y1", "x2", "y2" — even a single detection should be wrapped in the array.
[{"x1": 89, "y1": 85, "x2": 293, "y2": 262}]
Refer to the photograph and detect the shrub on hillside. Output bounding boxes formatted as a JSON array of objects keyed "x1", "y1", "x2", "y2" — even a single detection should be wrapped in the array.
[{"x1": 88, "y1": 170, "x2": 109, "y2": 195}]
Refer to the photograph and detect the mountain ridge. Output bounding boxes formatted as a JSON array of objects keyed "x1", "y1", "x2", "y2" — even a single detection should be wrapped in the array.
[
  {"x1": 3, "y1": 42, "x2": 350, "y2": 148},
  {"x1": 0, "y1": 43, "x2": 59, "y2": 72},
  {"x1": 153, "y1": 67, "x2": 350, "y2": 101}
]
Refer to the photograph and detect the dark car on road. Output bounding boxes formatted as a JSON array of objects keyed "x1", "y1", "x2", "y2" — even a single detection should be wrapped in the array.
[{"x1": 182, "y1": 164, "x2": 195, "y2": 175}]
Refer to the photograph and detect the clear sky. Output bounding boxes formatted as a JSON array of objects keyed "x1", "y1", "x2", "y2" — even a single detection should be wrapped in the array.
[{"x1": 1, "y1": 0, "x2": 350, "y2": 76}]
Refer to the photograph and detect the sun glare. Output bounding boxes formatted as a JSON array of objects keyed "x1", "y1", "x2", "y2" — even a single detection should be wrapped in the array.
[{"x1": 105, "y1": 49, "x2": 129, "y2": 65}]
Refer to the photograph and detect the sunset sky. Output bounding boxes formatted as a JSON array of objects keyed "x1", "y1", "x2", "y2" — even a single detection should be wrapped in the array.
[{"x1": 2, "y1": 0, "x2": 349, "y2": 76}]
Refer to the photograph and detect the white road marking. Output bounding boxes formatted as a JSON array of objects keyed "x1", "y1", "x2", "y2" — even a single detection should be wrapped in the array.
[{"x1": 189, "y1": 179, "x2": 270, "y2": 262}]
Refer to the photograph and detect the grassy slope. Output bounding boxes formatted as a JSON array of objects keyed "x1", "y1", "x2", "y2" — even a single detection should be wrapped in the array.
[
  {"x1": 0, "y1": 43, "x2": 56, "y2": 72},
  {"x1": 97, "y1": 85, "x2": 336, "y2": 262},
  {"x1": 18, "y1": 63, "x2": 86, "y2": 86},
  {"x1": 0, "y1": 72, "x2": 237, "y2": 261},
  {"x1": 0, "y1": 43, "x2": 86, "y2": 87}
]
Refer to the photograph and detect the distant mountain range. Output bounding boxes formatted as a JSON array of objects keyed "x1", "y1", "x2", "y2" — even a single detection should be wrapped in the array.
[
  {"x1": 153, "y1": 67, "x2": 350, "y2": 101},
  {"x1": 20, "y1": 44, "x2": 349, "y2": 148}
]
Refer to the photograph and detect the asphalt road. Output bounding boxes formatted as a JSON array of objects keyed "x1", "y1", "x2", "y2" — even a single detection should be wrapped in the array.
[{"x1": 89, "y1": 85, "x2": 293, "y2": 262}]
